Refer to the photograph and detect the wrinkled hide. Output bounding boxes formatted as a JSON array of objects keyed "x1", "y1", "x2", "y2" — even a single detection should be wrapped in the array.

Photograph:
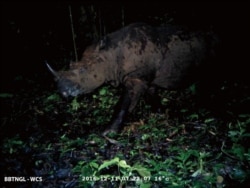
[{"x1": 47, "y1": 23, "x2": 218, "y2": 134}]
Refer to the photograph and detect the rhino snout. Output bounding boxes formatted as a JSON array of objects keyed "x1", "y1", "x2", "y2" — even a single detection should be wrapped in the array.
[{"x1": 58, "y1": 79, "x2": 83, "y2": 97}]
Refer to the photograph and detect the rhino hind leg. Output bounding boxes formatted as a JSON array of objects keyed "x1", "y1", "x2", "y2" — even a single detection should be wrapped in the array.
[{"x1": 145, "y1": 86, "x2": 164, "y2": 113}]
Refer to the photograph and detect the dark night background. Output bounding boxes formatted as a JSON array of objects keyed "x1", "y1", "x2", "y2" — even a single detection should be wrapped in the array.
[
  {"x1": 1, "y1": 1, "x2": 249, "y2": 93},
  {"x1": 0, "y1": 1, "x2": 250, "y2": 187}
]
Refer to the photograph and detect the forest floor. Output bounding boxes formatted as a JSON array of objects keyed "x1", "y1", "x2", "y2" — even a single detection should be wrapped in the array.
[{"x1": 1, "y1": 79, "x2": 250, "y2": 188}]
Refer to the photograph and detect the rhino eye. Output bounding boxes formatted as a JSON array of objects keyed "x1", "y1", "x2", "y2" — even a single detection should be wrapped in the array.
[
  {"x1": 80, "y1": 68, "x2": 87, "y2": 73},
  {"x1": 62, "y1": 91, "x2": 68, "y2": 97}
]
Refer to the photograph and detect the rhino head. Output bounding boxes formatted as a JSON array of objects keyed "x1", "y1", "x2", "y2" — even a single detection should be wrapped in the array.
[
  {"x1": 46, "y1": 63, "x2": 84, "y2": 97},
  {"x1": 46, "y1": 57, "x2": 108, "y2": 98}
]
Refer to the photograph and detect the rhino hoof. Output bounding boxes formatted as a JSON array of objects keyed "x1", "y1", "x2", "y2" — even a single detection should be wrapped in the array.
[
  {"x1": 102, "y1": 129, "x2": 120, "y2": 145},
  {"x1": 102, "y1": 128, "x2": 118, "y2": 137}
]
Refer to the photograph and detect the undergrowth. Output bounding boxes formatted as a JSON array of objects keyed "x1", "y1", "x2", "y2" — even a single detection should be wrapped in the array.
[{"x1": 1, "y1": 83, "x2": 250, "y2": 187}]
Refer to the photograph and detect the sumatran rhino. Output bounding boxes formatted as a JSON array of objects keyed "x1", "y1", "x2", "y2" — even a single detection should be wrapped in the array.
[{"x1": 46, "y1": 22, "x2": 218, "y2": 135}]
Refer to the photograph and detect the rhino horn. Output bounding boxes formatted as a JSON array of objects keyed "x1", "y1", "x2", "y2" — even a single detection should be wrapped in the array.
[{"x1": 45, "y1": 62, "x2": 60, "y2": 79}]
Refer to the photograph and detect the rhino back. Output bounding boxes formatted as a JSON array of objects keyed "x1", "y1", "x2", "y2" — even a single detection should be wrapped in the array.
[
  {"x1": 152, "y1": 30, "x2": 217, "y2": 89},
  {"x1": 105, "y1": 23, "x2": 216, "y2": 88},
  {"x1": 71, "y1": 23, "x2": 217, "y2": 91}
]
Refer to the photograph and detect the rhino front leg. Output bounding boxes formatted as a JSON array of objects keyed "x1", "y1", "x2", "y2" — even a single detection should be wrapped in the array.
[
  {"x1": 102, "y1": 78, "x2": 147, "y2": 136},
  {"x1": 102, "y1": 91, "x2": 130, "y2": 136}
]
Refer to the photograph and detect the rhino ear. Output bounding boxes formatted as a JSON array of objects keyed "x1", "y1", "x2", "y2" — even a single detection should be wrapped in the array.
[
  {"x1": 69, "y1": 61, "x2": 75, "y2": 68},
  {"x1": 45, "y1": 62, "x2": 60, "y2": 79},
  {"x1": 99, "y1": 36, "x2": 107, "y2": 50}
]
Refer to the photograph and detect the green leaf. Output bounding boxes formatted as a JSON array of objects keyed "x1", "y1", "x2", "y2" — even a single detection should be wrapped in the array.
[
  {"x1": 189, "y1": 83, "x2": 197, "y2": 95},
  {"x1": 46, "y1": 93, "x2": 61, "y2": 101},
  {"x1": 133, "y1": 164, "x2": 151, "y2": 177},
  {"x1": 231, "y1": 167, "x2": 247, "y2": 181},
  {"x1": 231, "y1": 144, "x2": 245, "y2": 160},
  {"x1": 118, "y1": 160, "x2": 131, "y2": 169},
  {"x1": 191, "y1": 169, "x2": 202, "y2": 177},
  {"x1": 98, "y1": 157, "x2": 119, "y2": 171},
  {"x1": 189, "y1": 113, "x2": 199, "y2": 120},
  {"x1": 90, "y1": 162, "x2": 99, "y2": 169},
  {"x1": 139, "y1": 182, "x2": 152, "y2": 188},
  {"x1": 204, "y1": 118, "x2": 215, "y2": 124},
  {"x1": 99, "y1": 87, "x2": 107, "y2": 95},
  {"x1": 0, "y1": 93, "x2": 13, "y2": 98},
  {"x1": 242, "y1": 133, "x2": 250, "y2": 137},
  {"x1": 71, "y1": 98, "x2": 80, "y2": 111},
  {"x1": 228, "y1": 130, "x2": 238, "y2": 137}
]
